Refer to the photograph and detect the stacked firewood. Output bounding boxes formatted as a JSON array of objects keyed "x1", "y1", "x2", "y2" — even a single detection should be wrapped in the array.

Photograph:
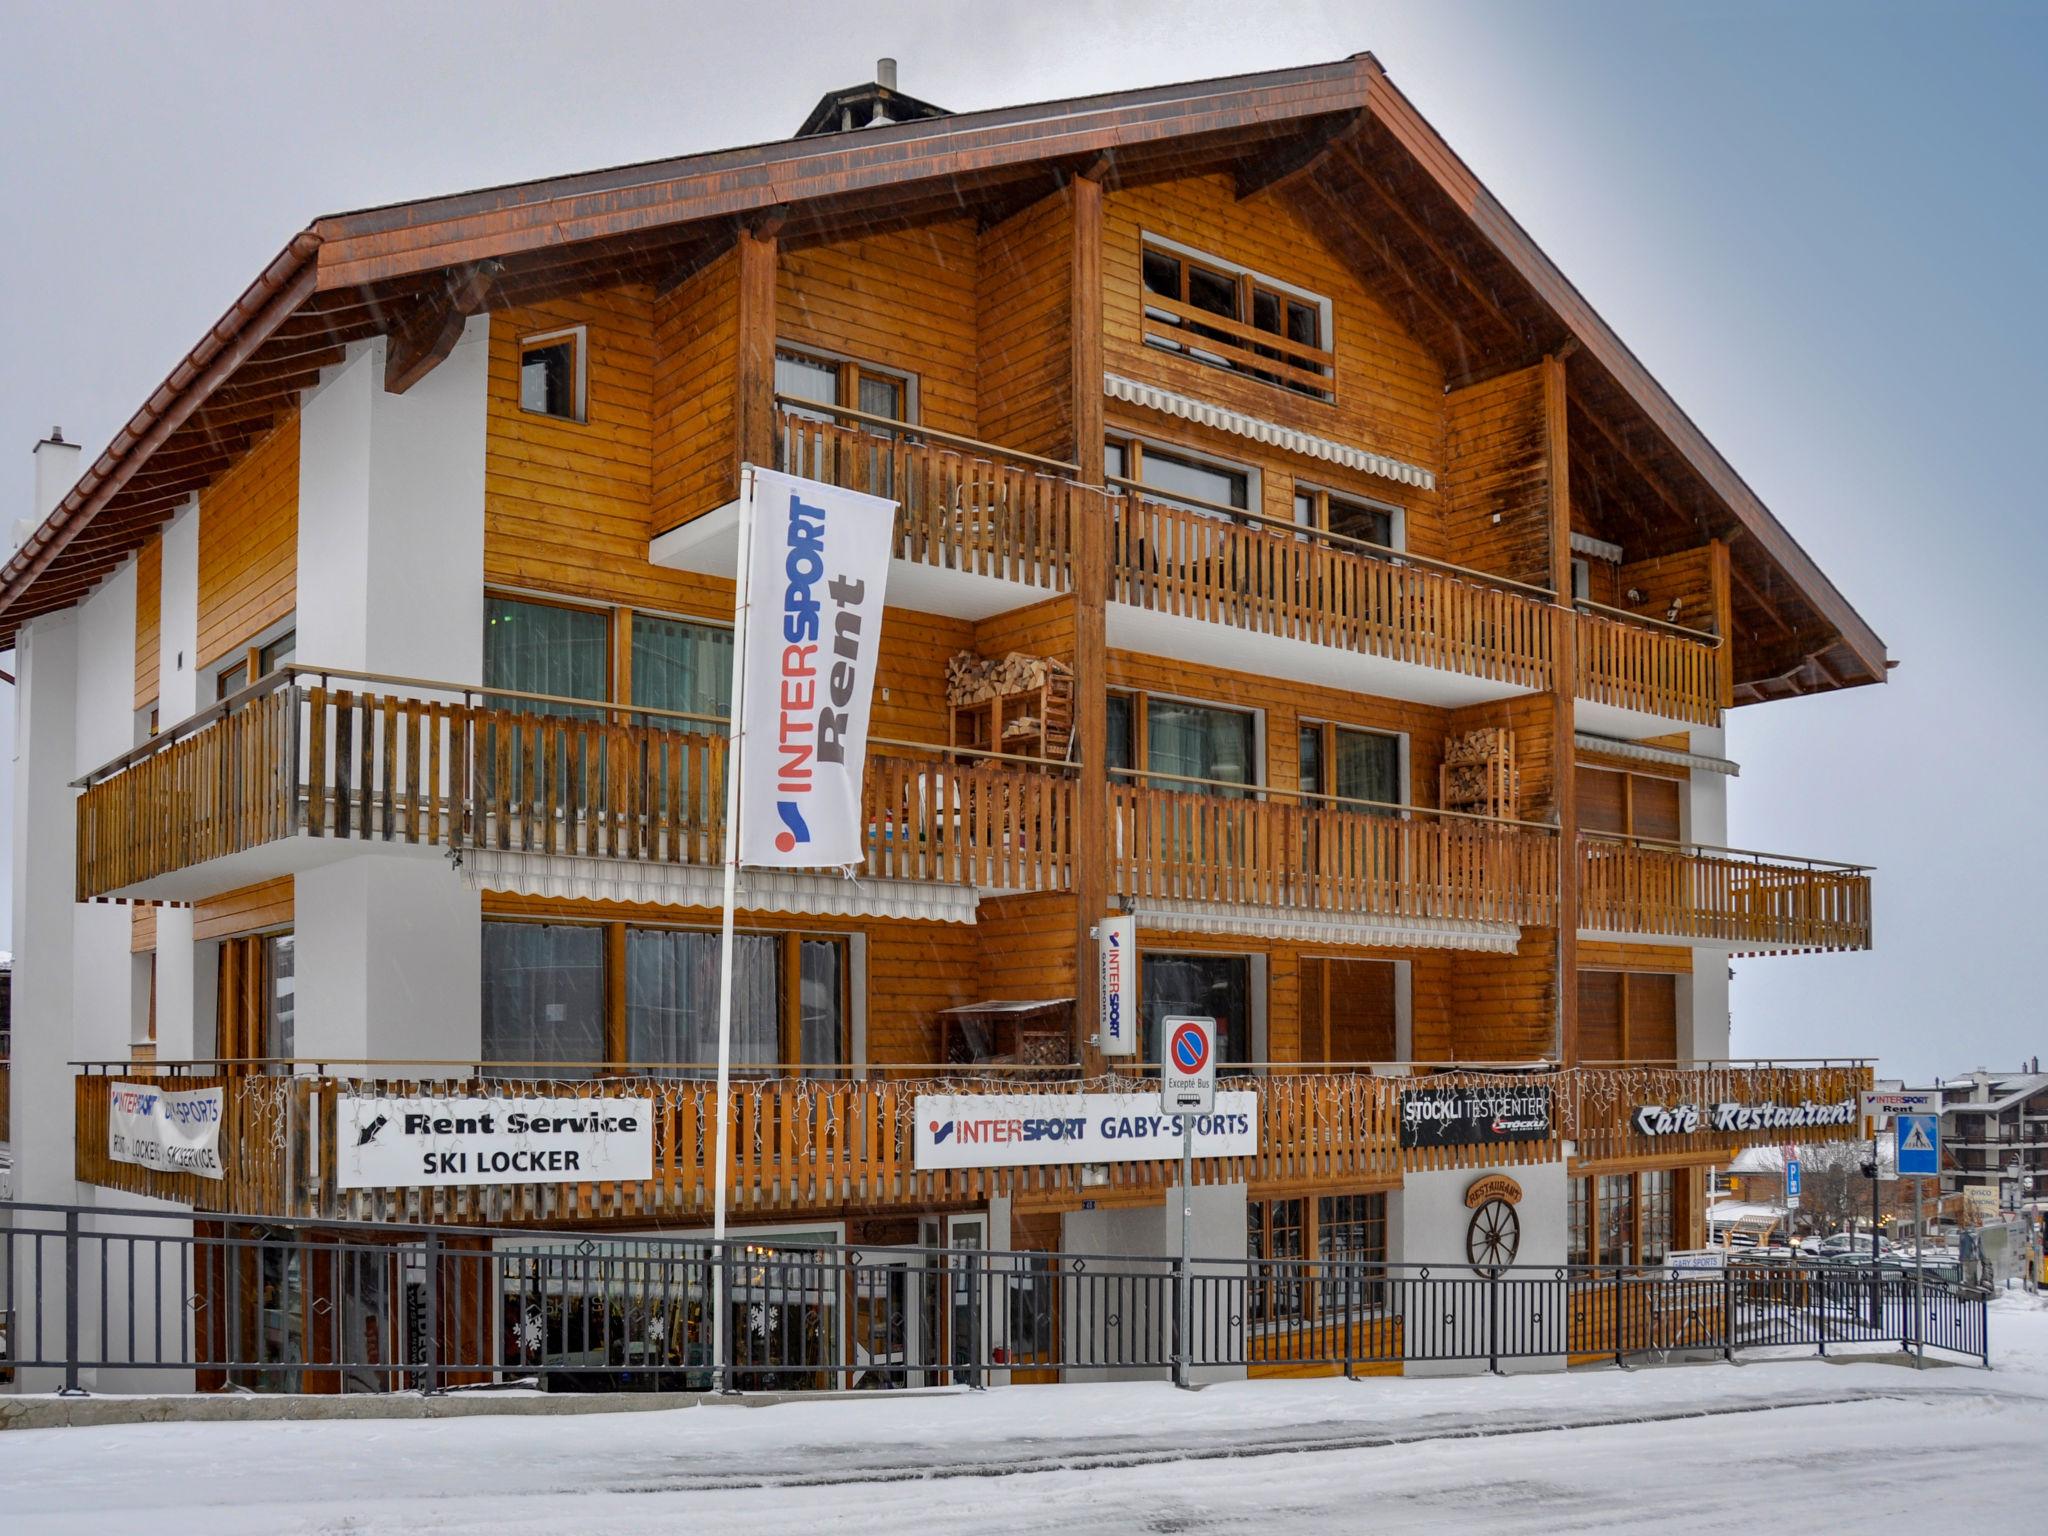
[
  {"x1": 1440, "y1": 727, "x2": 1519, "y2": 818},
  {"x1": 944, "y1": 651, "x2": 1072, "y2": 705}
]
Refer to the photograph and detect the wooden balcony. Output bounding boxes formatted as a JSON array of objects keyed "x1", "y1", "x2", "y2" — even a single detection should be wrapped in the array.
[
  {"x1": 1573, "y1": 605, "x2": 1725, "y2": 729},
  {"x1": 75, "y1": 676, "x2": 1074, "y2": 906},
  {"x1": 1111, "y1": 776, "x2": 1558, "y2": 940},
  {"x1": 1578, "y1": 834, "x2": 1874, "y2": 954},
  {"x1": 72, "y1": 1061, "x2": 1871, "y2": 1224}
]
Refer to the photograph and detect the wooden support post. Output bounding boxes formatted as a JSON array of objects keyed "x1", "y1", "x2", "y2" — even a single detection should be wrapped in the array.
[
  {"x1": 1543, "y1": 354, "x2": 1581, "y2": 1064},
  {"x1": 1069, "y1": 169, "x2": 1108, "y2": 1077},
  {"x1": 734, "y1": 213, "x2": 783, "y2": 484},
  {"x1": 1708, "y1": 538, "x2": 1735, "y2": 710}
]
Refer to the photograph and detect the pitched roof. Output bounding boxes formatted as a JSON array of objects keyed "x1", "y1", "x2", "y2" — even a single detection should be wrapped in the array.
[{"x1": 2, "y1": 53, "x2": 1888, "y2": 697}]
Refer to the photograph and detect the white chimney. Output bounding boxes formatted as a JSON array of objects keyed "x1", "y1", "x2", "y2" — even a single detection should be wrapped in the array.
[
  {"x1": 877, "y1": 57, "x2": 898, "y2": 91},
  {"x1": 18, "y1": 427, "x2": 81, "y2": 553}
]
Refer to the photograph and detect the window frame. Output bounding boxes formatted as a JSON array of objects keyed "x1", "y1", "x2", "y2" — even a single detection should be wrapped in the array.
[
  {"x1": 480, "y1": 915, "x2": 852, "y2": 1075},
  {"x1": 1292, "y1": 484, "x2": 1404, "y2": 554},
  {"x1": 1105, "y1": 686, "x2": 1265, "y2": 797},
  {"x1": 1247, "y1": 1189, "x2": 1389, "y2": 1328},
  {"x1": 1105, "y1": 432, "x2": 1261, "y2": 522},
  {"x1": 518, "y1": 326, "x2": 588, "y2": 424},
  {"x1": 1139, "y1": 231, "x2": 1334, "y2": 400},
  {"x1": 1295, "y1": 719, "x2": 1408, "y2": 813},
  {"x1": 1570, "y1": 1170, "x2": 1680, "y2": 1268},
  {"x1": 772, "y1": 340, "x2": 919, "y2": 427}
]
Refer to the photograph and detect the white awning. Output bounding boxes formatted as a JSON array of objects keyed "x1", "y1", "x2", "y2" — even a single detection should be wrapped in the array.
[
  {"x1": 1103, "y1": 373, "x2": 1436, "y2": 490},
  {"x1": 462, "y1": 849, "x2": 982, "y2": 924},
  {"x1": 1574, "y1": 731, "x2": 1739, "y2": 777},
  {"x1": 1128, "y1": 898, "x2": 1519, "y2": 952}
]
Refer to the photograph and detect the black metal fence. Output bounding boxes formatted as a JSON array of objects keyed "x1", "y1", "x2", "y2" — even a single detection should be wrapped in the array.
[{"x1": 0, "y1": 1200, "x2": 1988, "y2": 1394}]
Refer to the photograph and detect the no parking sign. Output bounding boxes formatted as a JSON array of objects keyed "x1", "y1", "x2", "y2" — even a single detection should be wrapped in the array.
[{"x1": 1161, "y1": 1015, "x2": 1216, "y2": 1115}]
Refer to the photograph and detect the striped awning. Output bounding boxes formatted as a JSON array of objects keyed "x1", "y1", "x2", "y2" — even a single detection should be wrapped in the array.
[
  {"x1": 1129, "y1": 898, "x2": 1519, "y2": 952},
  {"x1": 1574, "y1": 732, "x2": 1739, "y2": 777},
  {"x1": 462, "y1": 850, "x2": 982, "y2": 924},
  {"x1": 1103, "y1": 373, "x2": 1436, "y2": 490}
]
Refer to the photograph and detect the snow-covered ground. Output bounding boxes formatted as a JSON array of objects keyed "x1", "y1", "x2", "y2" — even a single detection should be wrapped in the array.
[{"x1": 4, "y1": 1293, "x2": 2044, "y2": 1534}]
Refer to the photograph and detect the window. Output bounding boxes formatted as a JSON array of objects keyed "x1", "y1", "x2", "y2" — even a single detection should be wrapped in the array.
[
  {"x1": 628, "y1": 928, "x2": 845, "y2": 1076},
  {"x1": 1140, "y1": 236, "x2": 1332, "y2": 399},
  {"x1": 265, "y1": 934, "x2": 295, "y2": 1061},
  {"x1": 520, "y1": 330, "x2": 584, "y2": 421},
  {"x1": 1297, "y1": 722, "x2": 1401, "y2": 811},
  {"x1": 1293, "y1": 488, "x2": 1398, "y2": 551},
  {"x1": 1141, "y1": 951, "x2": 1250, "y2": 1064},
  {"x1": 1576, "y1": 765, "x2": 1683, "y2": 844},
  {"x1": 631, "y1": 613, "x2": 732, "y2": 728},
  {"x1": 773, "y1": 345, "x2": 914, "y2": 425},
  {"x1": 215, "y1": 930, "x2": 295, "y2": 1070},
  {"x1": 1107, "y1": 691, "x2": 1258, "y2": 796},
  {"x1": 1247, "y1": 1197, "x2": 1306, "y2": 1322},
  {"x1": 482, "y1": 922, "x2": 606, "y2": 1078},
  {"x1": 485, "y1": 596, "x2": 609, "y2": 712},
  {"x1": 1106, "y1": 436, "x2": 1251, "y2": 518},
  {"x1": 1574, "y1": 1172, "x2": 1677, "y2": 1268},
  {"x1": 213, "y1": 629, "x2": 298, "y2": 701}
]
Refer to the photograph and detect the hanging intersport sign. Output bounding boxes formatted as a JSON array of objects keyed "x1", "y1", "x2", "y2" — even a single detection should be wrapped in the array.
[
  {"x1": 335, "y1": 1095, "x2": 655, "y2": 1190},
  {"x1": 913, "y1": 1093, "x2": 1257, "y2": 1170},
  {"x1": 737, "y1": 467, "x2": 897, "y2": 868},
  {"x1": 1631, "y1": 1099, "x2": 1858, "y2": 1138},
  {"x1": 1398, "y1": 1084, "x2": 1553, "y2": 1149},
  {"x1": 107, "y1": 1082, "x2": 225, "y2": 1180}
]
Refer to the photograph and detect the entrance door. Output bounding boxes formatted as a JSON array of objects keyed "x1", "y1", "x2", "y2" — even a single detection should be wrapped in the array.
[{"x1": 916, "y1": 1215, "x2": 988, "y2": 1386}]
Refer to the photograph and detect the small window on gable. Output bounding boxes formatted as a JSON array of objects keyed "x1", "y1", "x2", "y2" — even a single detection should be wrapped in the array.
[
  {"x1": 520, "y1": 329, "x2": 585, "y2": 421},
  {"x1": 1139, "y1": 235, "x2": 1332, "y2": 401}
]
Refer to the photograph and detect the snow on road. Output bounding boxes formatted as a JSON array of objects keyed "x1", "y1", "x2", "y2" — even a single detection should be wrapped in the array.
[{"x1": 5, "y1": 1294, "x2": 2044, "y2": 1535}]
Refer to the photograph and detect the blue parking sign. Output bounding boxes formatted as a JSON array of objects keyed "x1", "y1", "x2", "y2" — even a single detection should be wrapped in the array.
[
  {"x1": 1896, "y1": 1114, "x2": 1940, "y2": 1177},
  {"x1": 1786, "y1": 1158, "x2": 1801, "y2": 1199}
]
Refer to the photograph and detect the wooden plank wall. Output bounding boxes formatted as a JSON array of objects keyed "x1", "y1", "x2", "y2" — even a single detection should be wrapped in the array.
[
  {"x1": 1441, "y1": 364, "x2": 1551, "y2": 588},
  {"x1": 1617, "y1": 547, "x2": 1716, "y2": 635},
  {"x1": 652, "y1": 250, "x2": 739, "y2": 533},
  {"x1": 1104, "y1": 174, "x2": 1446, "y2": 473},
  {"x1": 134, "y1": 536, "x2": 161, "y2": 711},
  {"x1": 780, "y1": 224, "x2": 981, "y2": 436},
  {"x1": 193, "y1": 878, "x2": 295, "y2": 943},
  {"x1": 975, "y1": 892, "x2": 1077, "y2": 1003},
  {"x1": 195, "y1": 413, "x2": 298, "y2": 669},
  {"x1": 1443, "y1": 692, "x2": 1561, "y2": 822},
  {"x1": 977, "y1": 193, "x2": 1071, "y2": 459}
]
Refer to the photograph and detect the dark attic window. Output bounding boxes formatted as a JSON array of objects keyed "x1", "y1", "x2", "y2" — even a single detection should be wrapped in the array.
[{"x1": 520, "y1": 331, "x2": 583, "y2": 421}]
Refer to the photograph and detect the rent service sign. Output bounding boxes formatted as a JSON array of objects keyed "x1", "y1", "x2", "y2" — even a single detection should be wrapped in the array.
[
  {"x1": 107, "y1": 1082, "x2": 225, "y2": 1180},
  {"x1": 737, "y1": 467, "x2": 896, "y2": 868},
  {"x1": 1398, "y1": 1083, "x2": 1553, "y2": 1149},
  {"x1": 336, "y1": 1095, "x2": 655, "y2": 1190},
  {"x1": 914, "y1": 1092, "x2": 1258, "y2": 1170}
]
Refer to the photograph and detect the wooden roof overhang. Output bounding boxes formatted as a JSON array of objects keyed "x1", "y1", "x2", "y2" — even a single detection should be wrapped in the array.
[{"x1": 0, "y1": 53, "x2": 1888, "y2": 704}]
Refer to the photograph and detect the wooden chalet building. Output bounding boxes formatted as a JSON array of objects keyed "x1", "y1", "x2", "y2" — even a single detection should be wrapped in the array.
[{"x1": 6, "y1": 55, "x2": 1884, "y2": 1389}]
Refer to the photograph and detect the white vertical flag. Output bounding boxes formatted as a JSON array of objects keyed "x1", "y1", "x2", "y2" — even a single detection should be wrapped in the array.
[{"x1": 736, "y1": 467, "x2": 896, "y2": 867}]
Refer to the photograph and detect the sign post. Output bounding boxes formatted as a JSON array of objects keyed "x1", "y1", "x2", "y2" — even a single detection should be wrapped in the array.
[
  {"x1": 1160, "y1": 1015, "x2": 1216, "y2": 1389},
  {"x1": 1896, "y1": 1112, "x2": 1941, "y2": 1367}
]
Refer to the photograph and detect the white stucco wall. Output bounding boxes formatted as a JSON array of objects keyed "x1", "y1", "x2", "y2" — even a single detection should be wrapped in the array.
[
  {"x1": 1061, "y1": 1180, "x2": 1248, "y2": 1384},
  {"x1": 156, "y1": 499, "x2": 200, "y2": 725},
  {"x1": 71, "y1": 564, "x2": 139, "y2": 1067},
  {"x1": 1393, "y1": 1159, "x2": 1569, "y2": 1376}
]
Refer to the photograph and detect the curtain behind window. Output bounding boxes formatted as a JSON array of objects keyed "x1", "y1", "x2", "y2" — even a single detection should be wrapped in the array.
[
  {"x1": 482, "y1": 923, "x2": 604, "y2": 1079},
  {"x1": 626, "y1": 929, "x2": 778, "y2": 1075},
  {"x1": 797, "y1": 939, "x2": 843, "y2": 1072},
  {"x1": 1332, "y1": 730, "x2": 1401, "y2": 810},
  {"x1": 631, "y1": 615, "x2": 731, "y2": 728},
  {"x1": 1147, "y1": 699, "x2": 1253, "y2": 793},
  {"x1": 484, "y1": 597, "x2": 607, "y2": 711}
]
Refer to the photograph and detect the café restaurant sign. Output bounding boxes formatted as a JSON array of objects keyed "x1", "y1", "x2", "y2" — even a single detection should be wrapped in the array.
[
  {"x1": 336, "y1": 1095, "x2": 655, "y2": 1190},
  {"x1": 1632, "y1": 1099, "x2": 1858, "y2": 1139},
  {"x1": 1399, "y1": 1084, "x2": 1552, "y2": 1149},
  {"x1": 914, "y1": 1092, "x2": 1257, "y2": 1170}
]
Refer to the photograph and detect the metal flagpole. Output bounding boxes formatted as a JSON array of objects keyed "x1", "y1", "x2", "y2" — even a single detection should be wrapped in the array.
[{"x1": 710, "y1": 464, "x2": 758, "y2": 1391}]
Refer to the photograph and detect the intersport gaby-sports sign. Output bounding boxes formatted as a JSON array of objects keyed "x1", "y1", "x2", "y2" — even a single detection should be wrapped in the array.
[{"x1": 737, "y1": 468, "x2": 896, "y2": 868}]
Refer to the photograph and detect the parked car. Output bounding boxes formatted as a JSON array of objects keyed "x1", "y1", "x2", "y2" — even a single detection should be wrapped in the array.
[{"x1": 1798, "y1": 1233, "x2": 1895, "y2": 1260}]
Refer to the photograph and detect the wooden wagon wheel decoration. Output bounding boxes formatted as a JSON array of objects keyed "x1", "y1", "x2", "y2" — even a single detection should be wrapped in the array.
[{"x1": 1467, "y1": 1197, "x2": 1522, "y2": 1274}]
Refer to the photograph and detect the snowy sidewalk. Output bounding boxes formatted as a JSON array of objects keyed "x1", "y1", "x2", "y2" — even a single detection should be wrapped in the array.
[{"x1": 3, "y1": 1294, "x2": 2042, "y2": 1535}]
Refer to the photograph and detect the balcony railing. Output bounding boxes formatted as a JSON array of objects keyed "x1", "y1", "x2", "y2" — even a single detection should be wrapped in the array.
[
  {"x1": 76, "y1": 671, "x2": 1075, "y2": 902},
  {"x1": 72, "y1": 1060, "x2": 1871, "y2": 1223},
  {"x1": 773, "y1": 407, "x2": 1726, "y2": 725},
  {"x1": 1578, "y1": 834, "x2": 1874, "y2": 954},
  {"x1": 775, "y1": 402, "x2": 1082, "y2": 592},
  {"x1": 1111, "y1": 772, "x2": 1558, "y2": 930}
]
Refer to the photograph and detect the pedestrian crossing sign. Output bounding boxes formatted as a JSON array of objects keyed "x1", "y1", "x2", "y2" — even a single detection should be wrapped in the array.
[{"x1": 1895, "y1": 1113, "x2": 1940, "y2": 1176}]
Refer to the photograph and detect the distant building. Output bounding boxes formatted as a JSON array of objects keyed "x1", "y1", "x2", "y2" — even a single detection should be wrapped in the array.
[{"x1": 1914, "y1": 1065, "x2": 2048, "y2": 1210}]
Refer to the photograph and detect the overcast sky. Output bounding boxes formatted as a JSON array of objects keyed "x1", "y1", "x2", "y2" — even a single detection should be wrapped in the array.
[{"x1": 3, "y1": 1, "x2": 2042, "y2": 1082}]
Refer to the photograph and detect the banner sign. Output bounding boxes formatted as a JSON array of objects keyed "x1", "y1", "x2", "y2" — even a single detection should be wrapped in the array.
[
  {"x1": 1097, "y1": 913, "x2": 1137, "y2": 1057},
  {"x1": 1632, "y1": 1099, "x2": 1858, "y2": 1138},
  {"x1": 1398, "y1": 1084, "x2": 1552, "y2": 1149},
  {"x1": 107, "y1": 1082, "x2": 225, "y2": 1180},
  {"x1": 336, "y1": 1095, "x2": 655, "y2": 1190},
  {"x1": 914, "y1": 1092, "x2": 1257, "y2": 1170},
  {"x1": 736, "y1": 467, "x2": 897, "y2": 868}
]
